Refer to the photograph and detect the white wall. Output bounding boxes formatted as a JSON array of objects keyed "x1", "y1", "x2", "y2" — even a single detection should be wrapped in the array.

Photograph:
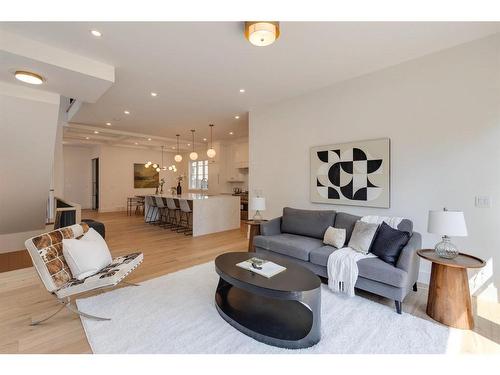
[
  {"x1": 0, "y1": 82, "x2": 60, "y2": 252},
  {"x1": 63, "y1": 145, "x2": 93, "y2": 209},
  {"x1": 249, "y1": 34, "x2": 500, "y2": 302},
  {"x1": 96, "y1": 145, "x2": 187, "y2": 212}
]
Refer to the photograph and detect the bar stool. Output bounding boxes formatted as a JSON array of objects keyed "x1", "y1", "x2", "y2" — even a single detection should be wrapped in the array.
[
  {"x1": 165, "y1": 198, "x2": 180, "y2": 230},
  {"x1": 134, "y1": 196, "x2": 145, "y2": 215},
  {"x1": 154, "y1": 196, "x2": 167, "y2": 226},
  {"x1": 145, "y1": 196, "x2": 157, "y2": 223},
  {"x1": 177, "y1": 199, "x2": 193, "y2": 235}
]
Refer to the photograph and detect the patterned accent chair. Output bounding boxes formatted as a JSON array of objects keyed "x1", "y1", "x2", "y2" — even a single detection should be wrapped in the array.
[{"x1": 25, "y1": 223, "x2": 143, "y2": 325}]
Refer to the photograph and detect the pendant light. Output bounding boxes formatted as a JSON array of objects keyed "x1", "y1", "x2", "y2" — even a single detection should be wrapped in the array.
[
  {"x1": 207, "y1": 124, "x2": 216, "y2": 158},
  {"x1": 160, "y1": 145, "x2": 167, "y2": 171},
  {"x1": 189, "y1": 130, "x2": 198, "y2": 161},
  {"x1": 174, "y1": 134, "x2": 183, "y2": 162}
]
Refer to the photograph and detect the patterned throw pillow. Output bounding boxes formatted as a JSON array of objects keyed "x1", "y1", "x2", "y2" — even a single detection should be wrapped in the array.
[
  {"x1": 348, "y1": 220, "x2": 379, "y2": 254},
  {"x1": 323, "y1": 226, "x2": 346, "y2": 248},
  {"x1": 370, "y1": 222, "x2": 411, "y2": 265}
]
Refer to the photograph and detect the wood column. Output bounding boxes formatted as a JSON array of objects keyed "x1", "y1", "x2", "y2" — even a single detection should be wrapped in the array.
[{"x1": 426, "y1": 263, "x2": 474, "y2": 329}]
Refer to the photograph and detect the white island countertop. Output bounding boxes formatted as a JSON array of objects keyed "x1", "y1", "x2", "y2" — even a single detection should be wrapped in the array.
[{"x1": 144, "y1": 194, "x2": 240, "y2": 236}]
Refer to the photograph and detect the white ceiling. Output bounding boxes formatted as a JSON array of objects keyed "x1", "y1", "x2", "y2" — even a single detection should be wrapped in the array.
[{"x1": 1, "y1": 22, "x2": 499, "y2": 142}]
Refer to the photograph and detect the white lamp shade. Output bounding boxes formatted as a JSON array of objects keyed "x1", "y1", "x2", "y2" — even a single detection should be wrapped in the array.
[
  {"x1": 174, "y1": 154, "x2": 182, "y2": 162},
  {"x1": 427, "y1": 210, "x2": 468, "y2": 236},
  {"x1": 189, "y1": 152, "x2": 198, "y2": 161},
  {"x1": 250, "y1": 197, "x2": 266, "y2": 211}
]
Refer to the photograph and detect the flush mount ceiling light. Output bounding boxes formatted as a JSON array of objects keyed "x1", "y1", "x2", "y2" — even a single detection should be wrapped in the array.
[
  {"x1": 94, "y1": 131, "x2": 99, "y2": 134},
  {"x1": 14, "y1": 71, "x2": 44, "y2": 85},
  {"x1": 189, "y1": 130, "x2": 198, "y2": 161},
  {"x1": 90, "y1": 30, "x2": 102, "y2": 37},
  {"x1": 229, "y1": 131, "x2": 234, "y2": 135},
  {"x1": 124, "y1": 110, "x2": 130, "y2": 115},
  {"x1": 244, "y1": 21, "x2": 280, "y2": 47},
  {"x1": 174, "y1": 134, "x2": 183, "y2": 163}
]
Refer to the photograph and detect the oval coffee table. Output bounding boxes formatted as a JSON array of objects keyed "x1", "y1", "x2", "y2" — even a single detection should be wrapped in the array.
[{"x1": 214, "y1": 252, "x2": 321, "y2": 349}]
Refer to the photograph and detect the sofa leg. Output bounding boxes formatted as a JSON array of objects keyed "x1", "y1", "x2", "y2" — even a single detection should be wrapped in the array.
[
  {"x1": 413, "y1": 282, "x2": 418, "y2": 292},
  {"x1": 395, "y1": 300, "x2": 402, "y2": 314}
]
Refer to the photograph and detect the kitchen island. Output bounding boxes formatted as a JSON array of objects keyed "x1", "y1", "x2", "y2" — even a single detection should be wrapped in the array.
[{"x1": 144, "y1": 194, "x2": 240, "y2": 237}]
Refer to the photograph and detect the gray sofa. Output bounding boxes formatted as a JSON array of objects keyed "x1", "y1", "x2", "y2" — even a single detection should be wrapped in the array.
[{"x1": 253, "y1": 207, "x2": 421, "y2": 314}]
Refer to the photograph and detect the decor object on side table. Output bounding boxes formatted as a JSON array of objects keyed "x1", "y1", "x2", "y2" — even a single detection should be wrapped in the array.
[
  {"x1": 250, "y1": 196, "x2": 266, "y2": 220},
  {"x1": 417, "y1": 249, "x2": 485, "y2": 329},
  {"x1": 427, "y1": 208, "x2": 468, "y2": 259},
  {"x1": 310, "y1": 138, "x2": 390, "y2": 208}
]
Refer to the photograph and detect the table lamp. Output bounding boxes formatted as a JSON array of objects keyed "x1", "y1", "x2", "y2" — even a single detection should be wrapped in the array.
[
  {"x1": 427, "y1": 208, "x2": 468, "y2": 259},
  {"x1": 250, "y1": 197, "x2": 266, "y2": 221}
]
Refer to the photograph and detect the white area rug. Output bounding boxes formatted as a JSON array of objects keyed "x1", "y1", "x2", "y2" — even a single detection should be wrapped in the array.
[{"x1": 77, "y1": 262, "x2": 460, "y2": 354}]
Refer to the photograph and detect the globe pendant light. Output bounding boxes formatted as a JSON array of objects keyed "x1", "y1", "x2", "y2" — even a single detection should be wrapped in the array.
[
  {"x1": 189, "y1": 130, "x2": 198, "y2": 161},
  {"x1": 174, "y1": 134, "x2": 183, "y2": 162},
  {"x1": 207, "y1": 124, "x2": 216, "y2": 158}
]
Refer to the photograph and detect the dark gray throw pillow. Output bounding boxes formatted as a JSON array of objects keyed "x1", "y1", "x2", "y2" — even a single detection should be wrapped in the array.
[{"x1": 370, "y1": 222, "x2": 411, "y2": 266}]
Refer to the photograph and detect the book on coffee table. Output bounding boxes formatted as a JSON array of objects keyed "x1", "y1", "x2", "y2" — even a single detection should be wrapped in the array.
[{"x1": 236, "y1": 257, "x2": 286, "y2": 278}]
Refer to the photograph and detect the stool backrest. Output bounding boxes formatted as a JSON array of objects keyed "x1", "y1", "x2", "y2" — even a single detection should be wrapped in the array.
[
  {"x1": 154, "y1": 196, "x2": 165, "y2": 208},
  {"x1": 179, "y1": 199, "x2": 191, "y2": 213},
  {"x1": 166, "y1": 198, "x2": 177, "y2": 210}
]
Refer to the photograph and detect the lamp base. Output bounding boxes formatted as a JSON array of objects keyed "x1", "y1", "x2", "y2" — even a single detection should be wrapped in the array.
[
  {"x1": 434, "y1": 236, "x2": 459, "y2": 259},
  {"x1": 252, "y1": 210, "x2": 263, "y2": 221}
]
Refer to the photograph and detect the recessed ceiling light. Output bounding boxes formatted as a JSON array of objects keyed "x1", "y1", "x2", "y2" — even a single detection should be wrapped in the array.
[
  {"x1": 85, "y1": 137, "x2": 90, "y2": 140},
  {"x1": 234, "y1": 115, "x2": 240, "y2": 119},
  {"x1": 229, "y1": 131, "x2": 234, "y2": 135},
  {"x1": 148, "y1": 138, "x2": 152, "y2": 141},
  {"x1": 134, "y1": 142, "x2": 138, "y2": 145},
  {"x1": 239, "y1": 89, "x2": 245, "y2": 93},
  {"x1": 106, "y1": 122, "x2": 111, "y2": 126},
  {"x1": 14, "y1": 71, "x2": 44, "y2": 85},
  {"x1": 187, "y1": 143, "x2": 191, "y2": 146},
  {"x1": 94, "y1": 131, "x2": 99, "y2": 134},
  {"x1": 203, "y1": 138, "x2": 207, "y2": 141},
  {"x1": 172, "y1": 146, "x2": 176, "y2": 149},
  {"x1": 90, "y1": 30, "x2": 102, "y2": 37},
  {"x1": 150, "y1": 92, "x2": 158, "y2": 97},
  {"x1": 124, "y1": 110, "x2": 130, "y2": 115}
]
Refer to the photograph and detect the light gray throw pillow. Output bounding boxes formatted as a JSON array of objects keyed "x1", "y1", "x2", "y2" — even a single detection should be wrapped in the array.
[
  {"x1": 348, "y1": 220, "x2": 379, "y2": 254},
  {"x1": 323, "y1": 226, "x2": 346, "y2": 248}
]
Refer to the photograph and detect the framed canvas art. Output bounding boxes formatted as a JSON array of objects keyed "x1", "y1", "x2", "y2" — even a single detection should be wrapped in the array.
[
  {"x1": 310, "y1": 138, "x2": 390, "y2": 208},
  {"x1": 134, "y1": 163, "x2": 159, "y2": 188}
]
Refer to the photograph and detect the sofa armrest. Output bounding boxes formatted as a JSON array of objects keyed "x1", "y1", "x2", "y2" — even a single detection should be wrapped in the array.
[
  {"x1": 396, "y1": 231, "x2": 422, "y2": 287},
  {"x1": 260, "y1": 217, "x2": 282, "y2": 236}
]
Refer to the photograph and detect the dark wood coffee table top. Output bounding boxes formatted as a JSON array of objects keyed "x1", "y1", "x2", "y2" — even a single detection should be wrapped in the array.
[
  {"x1": 215, "y1": 252, "x2": 321, "y2": 293},
  {"x1": 417, "y1": 249, "x2": 485, "y2": 269}
]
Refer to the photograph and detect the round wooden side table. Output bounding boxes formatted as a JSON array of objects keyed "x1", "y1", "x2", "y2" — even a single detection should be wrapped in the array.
[
  {"x1": 243, "y1": 220, "x2": 267, "y2": 252},
  {"x1": 417, "y1": 249, "x2": 485, "y2": 330}
]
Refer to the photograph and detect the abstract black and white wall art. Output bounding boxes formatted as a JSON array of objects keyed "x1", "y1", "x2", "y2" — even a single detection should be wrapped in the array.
[{"x1": 310, "y1": 138, "x2": 390, "y2": 208}]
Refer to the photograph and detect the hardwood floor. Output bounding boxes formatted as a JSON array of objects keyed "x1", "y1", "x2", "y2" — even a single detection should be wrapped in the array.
[{"x1": 0, "y1": 210, "x2": 498, "y2": 354}]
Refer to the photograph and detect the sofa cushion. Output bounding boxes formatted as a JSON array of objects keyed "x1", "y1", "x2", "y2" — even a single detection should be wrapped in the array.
[
  {"x1": 310, "y1": 245, "x2": 337, "y2": 267},
  {"x1": 281, "y1": 207, "x2": 336, "y2": 239},
  {"x1": 357, "y1": 257, "x2": 408, "y2": 287},
  {"x1": 333, "y1": 212, "x2": 361, "y2": 245},
  {"x1": 253, "y1": 233, "x2": 324, "y2": 261},
  {"x1": 397, "y1": 219, "x2": 413, "y2": 235},
  {"x1": 348, "y1": 221, "x2": 379, "y2": 254}
]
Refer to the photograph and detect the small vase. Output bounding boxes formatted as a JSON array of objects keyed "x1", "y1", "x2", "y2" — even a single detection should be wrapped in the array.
[{"x1": 176, "y1": 182, "x2": 182, "y2": 195}]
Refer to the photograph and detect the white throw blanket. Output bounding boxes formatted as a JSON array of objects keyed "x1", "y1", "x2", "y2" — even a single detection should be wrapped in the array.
[
  {"x1": 327, "y1": 215, "x2": 405, "y2": 296},
  {"x1": 327, "y1": 247, "x2": 375, "y2": 297}
]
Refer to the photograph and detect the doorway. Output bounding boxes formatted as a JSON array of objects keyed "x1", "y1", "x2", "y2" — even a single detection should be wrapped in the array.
[{"x1": 91, "y1": 158, "x2": 99, "y2": 210}]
